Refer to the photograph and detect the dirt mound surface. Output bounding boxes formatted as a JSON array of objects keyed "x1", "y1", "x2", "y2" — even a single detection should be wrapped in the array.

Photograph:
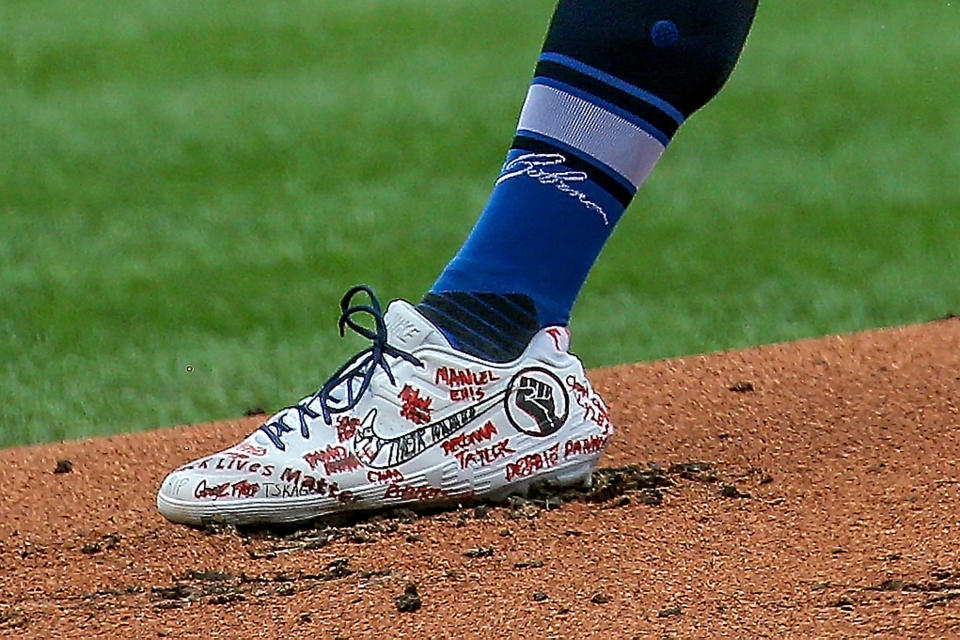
[{"x1": 1, "y1": 319, "x2": 958, "y2": 639}]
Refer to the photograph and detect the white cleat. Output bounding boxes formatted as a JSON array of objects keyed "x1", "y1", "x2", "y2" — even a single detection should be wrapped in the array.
[{"x1": 157, "y1": 286, "x2": 614, "y2": 525}]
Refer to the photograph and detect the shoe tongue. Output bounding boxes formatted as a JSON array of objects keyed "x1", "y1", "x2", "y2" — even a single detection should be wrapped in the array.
[{"x1": 383, "y1": 300, "x2": 451, "y2": 350}]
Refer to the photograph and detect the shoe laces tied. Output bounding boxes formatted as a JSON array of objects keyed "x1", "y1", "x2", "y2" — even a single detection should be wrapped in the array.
[{"x1": 258, "y1": 286, "x2": 423, "y2": 450}]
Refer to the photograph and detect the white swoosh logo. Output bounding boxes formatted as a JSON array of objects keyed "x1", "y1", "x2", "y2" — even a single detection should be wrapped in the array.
[{"x1": 353, "y1": 391, "x2": 506, "y2": 469}]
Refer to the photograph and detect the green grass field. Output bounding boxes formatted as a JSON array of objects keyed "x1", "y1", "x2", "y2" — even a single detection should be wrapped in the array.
[{"x1": 3, "y1": 1, "x2": 958, "y2": 447}]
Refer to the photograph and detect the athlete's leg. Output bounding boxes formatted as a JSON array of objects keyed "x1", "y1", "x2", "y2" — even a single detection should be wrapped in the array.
[
  {"x1": 158, "y1": 1, "x2": 761, "y2": 525},
  {"x1": 421, "y1": 0, "x2": 759, "y2": 361}
]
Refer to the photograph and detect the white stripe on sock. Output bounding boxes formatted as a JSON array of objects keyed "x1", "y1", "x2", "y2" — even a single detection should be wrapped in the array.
[{"x1": 516, "y1": 83, "x2": 666, "y2": 189}]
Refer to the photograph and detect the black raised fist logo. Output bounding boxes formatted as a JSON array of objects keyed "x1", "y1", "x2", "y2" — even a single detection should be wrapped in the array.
[{"x1": 514, "y1": 375, "x2": 564, "y2": 435}]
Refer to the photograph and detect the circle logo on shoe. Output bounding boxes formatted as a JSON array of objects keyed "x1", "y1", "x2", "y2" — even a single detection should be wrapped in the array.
[{"x1": 505, "y1": 367, "x2": 569, "y2": 437}]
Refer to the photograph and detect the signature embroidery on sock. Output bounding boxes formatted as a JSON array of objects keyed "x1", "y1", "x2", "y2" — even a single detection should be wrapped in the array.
[{"x1": 496, "y1": 153, "x2": 609, "y2": 225}]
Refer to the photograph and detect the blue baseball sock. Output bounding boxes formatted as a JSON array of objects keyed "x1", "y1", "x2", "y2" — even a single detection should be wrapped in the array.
[{"x1": 420, "y1": 0, "x2": 758, "y2": 361}]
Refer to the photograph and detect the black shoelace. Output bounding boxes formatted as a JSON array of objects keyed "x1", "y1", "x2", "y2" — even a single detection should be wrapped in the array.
[{"x1": 258, "y1": 286, "x2": 423, "y2": 450}]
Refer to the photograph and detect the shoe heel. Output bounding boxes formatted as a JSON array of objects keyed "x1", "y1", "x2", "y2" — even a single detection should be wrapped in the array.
[
  {"x1": 538, "y1": 459, "x2": 595, "y2": 490},
  {"x1": 485, "y1": 460, "x2": 595, "y2": 503}
]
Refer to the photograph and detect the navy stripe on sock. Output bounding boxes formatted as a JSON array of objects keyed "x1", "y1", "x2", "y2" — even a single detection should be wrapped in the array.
[
  {"x1": 419, "y1": 301, "x2": 516, "y2": 362},
  {"x1": 452, "y1": 296, "x2": 530, "y2": 349},
  {"x1": 535, "y1": 59, "x2": 681, "y2": 140},
  {"x1": 464, "y1": 293, "x2": 535, "y2": 333},
  {"x1": 511, "y1": 134, "x2": 635, "y2": 208},
  {"x1": 418, "y1": 293, "x2": 540, "y2": 363},
  {"x1": 539, "y1": 52, "x2": 686, "y2": 123},
  {"x1": 440, "y1": 301, "x2": 527, "y2": 354}
]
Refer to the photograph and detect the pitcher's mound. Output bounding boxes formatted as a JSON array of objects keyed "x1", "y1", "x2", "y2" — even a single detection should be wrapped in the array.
[{"x1": 1, "y1": 317, "x2": 958, "y2": 639}]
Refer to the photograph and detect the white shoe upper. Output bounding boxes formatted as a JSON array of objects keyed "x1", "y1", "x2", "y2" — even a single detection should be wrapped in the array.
[{"x1": 157, "y1": 296, "x2": 614, "y2": 525}]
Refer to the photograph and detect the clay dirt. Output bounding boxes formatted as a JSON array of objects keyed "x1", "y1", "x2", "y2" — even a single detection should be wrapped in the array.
[{"x1": 1, "y1": 319, "x2": 958, "y2": 639}]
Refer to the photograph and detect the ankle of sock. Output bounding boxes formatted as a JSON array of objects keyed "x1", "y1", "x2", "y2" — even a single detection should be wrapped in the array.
[{"x1": 417, "y1": 292, "x2": 540, "y2": 363}]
